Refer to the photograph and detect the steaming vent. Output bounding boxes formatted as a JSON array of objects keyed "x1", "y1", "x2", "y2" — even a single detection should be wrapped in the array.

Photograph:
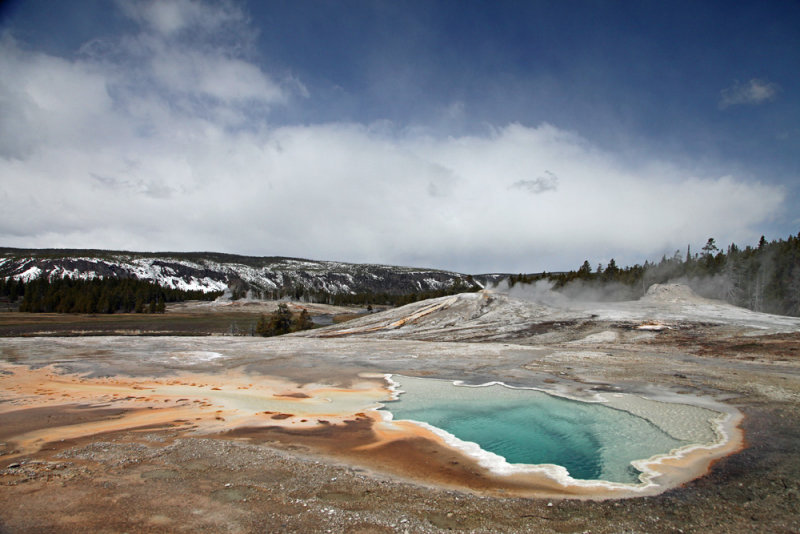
[{"x1": 642, "y1": 283, "x2": 706, "y2": 304}]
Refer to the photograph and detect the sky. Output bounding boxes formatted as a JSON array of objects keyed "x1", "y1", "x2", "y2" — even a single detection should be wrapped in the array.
[{"x1": 0, "y1": 0, "x2": 797, "y2": 274}]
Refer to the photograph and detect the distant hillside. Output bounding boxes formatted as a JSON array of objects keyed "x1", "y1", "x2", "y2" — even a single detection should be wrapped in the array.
[{"x1": 0, "y1": 248, "x2": 482, "y2": 304}]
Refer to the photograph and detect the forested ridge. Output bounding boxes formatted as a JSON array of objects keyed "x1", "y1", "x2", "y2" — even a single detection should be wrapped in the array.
[
  {"x1": 509, "y1": 233, "x2": 800, "y2": 317},
  {"x1": 0, "y1": 249, "x2": 480, "y2": 305},
  {"x1": 0, "y1": 276, "x2": 479, "y2": 313},
  {"x1": 0, "y1": 277, "x2": 221, "y2": 314}
]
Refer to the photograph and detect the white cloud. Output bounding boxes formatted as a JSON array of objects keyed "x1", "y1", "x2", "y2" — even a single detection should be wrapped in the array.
[
  {"x1": 110, "y1": 1, "x2": 289, "y2": 125},
  {"x1": 0, "y1": 2, "x2": 787, "y2": 273},
  {"x1": 0, "y1": 35, "x2": 119, "y2": 156},
  {"x1": 149, "y1": 47, "x2": 285, "y2": 104},
  {"x1": 719, "y1": 78, "x2": 781, "y2": 109},
  {"x1": 117, "y1": 0, "x2": 246, "y2": 36}
]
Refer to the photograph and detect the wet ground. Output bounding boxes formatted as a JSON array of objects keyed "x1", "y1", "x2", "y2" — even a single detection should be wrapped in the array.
[{"x1": 1, "y1": 286, "x2": 799, "y2": 532}]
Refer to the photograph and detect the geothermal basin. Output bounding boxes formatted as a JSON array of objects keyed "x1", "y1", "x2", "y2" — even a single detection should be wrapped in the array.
[
  {"x1": 1, "y1": 286, "x2": 799, "y2": 532},
  {"x1": 0, "y1": 335, "x2": 743, "y2": 500}
]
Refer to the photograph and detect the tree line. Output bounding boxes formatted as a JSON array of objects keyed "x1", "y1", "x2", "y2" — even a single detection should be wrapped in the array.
[
  {"x1": 242, "y1": 281, "x2": 480, "y2": 307},
  {"x1": 511, "y1": 233, "x2": 800, "y2": 316},
  {"x1": 1, "y1": 274, "x2": 476, "y2": 314},
  {"x1": 0, "y1": 277, "x2": 222, "y2": 314}
]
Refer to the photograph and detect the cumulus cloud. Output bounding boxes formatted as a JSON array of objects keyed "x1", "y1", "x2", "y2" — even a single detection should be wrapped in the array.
[
  {"x1": 0, "y1": 1, "x2": 787, "y2": 273},
  {"x1": 719, "y1": 78, "x2": 781, "y2": 109}
]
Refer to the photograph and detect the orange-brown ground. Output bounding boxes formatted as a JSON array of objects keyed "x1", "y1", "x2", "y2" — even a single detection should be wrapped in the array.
[{"x1": 0, "y1": 360, "x2": 743, "y2": 501}]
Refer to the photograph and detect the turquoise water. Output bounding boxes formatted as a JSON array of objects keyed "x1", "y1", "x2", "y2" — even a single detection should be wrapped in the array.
[{"x1": 384, "y1": 376, "x2": 689, "y2": 484}]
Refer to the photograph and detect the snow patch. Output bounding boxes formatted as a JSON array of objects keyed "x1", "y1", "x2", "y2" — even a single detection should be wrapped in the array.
[{"x1": 16, "y1": 266, "x2": 42, "y2": 282}]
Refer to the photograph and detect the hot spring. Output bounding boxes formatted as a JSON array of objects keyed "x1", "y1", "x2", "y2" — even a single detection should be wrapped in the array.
[{"x1": 382, "y1": 375, "x2": 727, "y2": 485}]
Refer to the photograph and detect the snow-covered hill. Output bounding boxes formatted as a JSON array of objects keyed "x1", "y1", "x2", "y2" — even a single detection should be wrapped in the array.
[{"x1": 0, "y1": 248, "x2": 481, "y2": 298}]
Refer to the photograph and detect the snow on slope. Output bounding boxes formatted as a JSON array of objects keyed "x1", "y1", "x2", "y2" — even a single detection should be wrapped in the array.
[{"x1": 0, "y1": 250, "x2": 478, "y2": 297}]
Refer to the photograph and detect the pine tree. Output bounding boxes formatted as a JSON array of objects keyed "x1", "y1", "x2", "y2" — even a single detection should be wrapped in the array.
[
  {"x1": 255, "y1": 314, "x2": 269, "y2": 336},
  {"x1": 702, "y1": 238, "x2": 718, "y2": 257},
  {"x1": 293, "y1": 309, "x2": 314, "y2": 332}
]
